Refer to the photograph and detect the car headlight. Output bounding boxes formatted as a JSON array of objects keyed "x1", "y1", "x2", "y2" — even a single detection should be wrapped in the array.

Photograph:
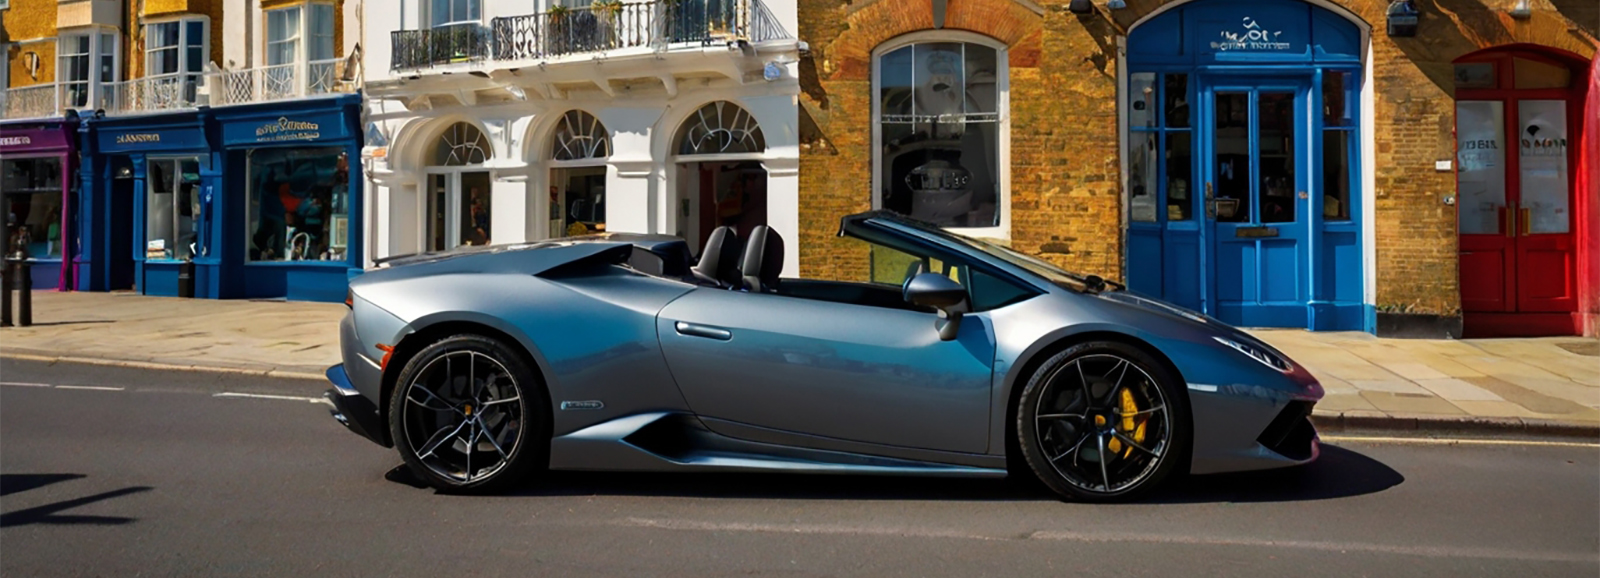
[{"x1": 1213, "y1": 336, "x2": 1292, "y2": 373}]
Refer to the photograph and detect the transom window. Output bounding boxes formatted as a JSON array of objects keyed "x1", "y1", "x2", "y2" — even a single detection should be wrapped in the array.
[
  {"x1": 874, "y1": 38, "x2": 1007, "y2": 233},
  {"x1": 434, "y1": 122, "x2": 491, "y2": 165},
  {"x1": 677, "y1": 101, "x2": 765, "y2": 155},
  {"x1": 551, "y1": 110, "x2": 610, "y2": 161}
]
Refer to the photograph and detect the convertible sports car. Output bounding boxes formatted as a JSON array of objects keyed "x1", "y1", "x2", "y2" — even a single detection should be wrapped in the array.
[{"x1": 325, "y1": 211, "x2": 1323, "y2": 501}]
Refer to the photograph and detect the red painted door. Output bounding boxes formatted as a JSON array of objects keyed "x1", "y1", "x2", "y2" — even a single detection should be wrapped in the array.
[{"x1": 1455, "y1": 51, "x2": 1585, "y2": 336}]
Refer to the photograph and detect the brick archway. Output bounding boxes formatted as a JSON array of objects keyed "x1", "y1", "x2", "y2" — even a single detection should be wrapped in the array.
[{"x1": 824, "y1": 0, "x2": 1045, "y2": 82}]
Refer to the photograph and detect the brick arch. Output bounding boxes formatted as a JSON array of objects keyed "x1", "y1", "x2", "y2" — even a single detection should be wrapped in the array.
[{"x1": 825, "y1": 0, "x2": 1045, "y2": 81}]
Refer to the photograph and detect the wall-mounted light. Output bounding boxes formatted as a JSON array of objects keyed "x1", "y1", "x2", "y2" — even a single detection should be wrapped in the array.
[
  {"x1": 1107, "y1": 0, "x2": 1126, "y2": 9},
  {"x1": 1508, "y1": 0, "x2": 1531, "y2": 19},
  {"x1": 1386, "y1": 0, "x2": 1419, "y2": 37},
  {"x1": 1067, "y1": 0, "x2": 1093, "y2": 14}
]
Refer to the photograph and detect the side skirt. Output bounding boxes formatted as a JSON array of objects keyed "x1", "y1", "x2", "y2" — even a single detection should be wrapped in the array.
[{"x1": 548, "y1": 413, "x2": 1008, "y2": 478}]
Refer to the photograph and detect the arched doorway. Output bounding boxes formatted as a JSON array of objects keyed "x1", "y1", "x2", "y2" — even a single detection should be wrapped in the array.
[
  {"x1": 424, "y1": 122, "x2": 493, "y2": 250},
  {"x1": 1124, "y1": 0, "x2": 1367, "y2": 331},
  {"x1": 672, "y1": 101, "x2": 768, "y2": 255},
  {"x1": 1454, "y1": 47, "x2": 1592, "y2": 337},
  {"x1": 547, "y1": 110, "x2": 611, "y2": 237}
]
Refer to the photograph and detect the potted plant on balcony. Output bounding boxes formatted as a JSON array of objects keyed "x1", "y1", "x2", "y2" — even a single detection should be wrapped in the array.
[
  {"x1": 548, "y1": 4, "x2": 573, "y2": 55},
  {"x1": 593, "y1": 0, "x2": 625, "y2": 48}
]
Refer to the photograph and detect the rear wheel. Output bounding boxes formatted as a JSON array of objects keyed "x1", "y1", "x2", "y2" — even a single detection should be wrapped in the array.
[
  {"x1": 388, "y1": 334, "x2": 546, "y2": 493},
  {"x1": 1016, "y1": 341, "x2": 1189, "y2": 502}
]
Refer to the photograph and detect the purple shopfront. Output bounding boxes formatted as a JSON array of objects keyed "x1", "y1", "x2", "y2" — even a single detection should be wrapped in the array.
[{"x1": 1, "y1": 119, "x2": 79, "y2": 291}]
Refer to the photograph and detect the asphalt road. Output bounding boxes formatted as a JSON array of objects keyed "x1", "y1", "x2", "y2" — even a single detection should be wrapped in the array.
[{"x1": 2, "y1": 359, "x2": 1597, "y2": 578}]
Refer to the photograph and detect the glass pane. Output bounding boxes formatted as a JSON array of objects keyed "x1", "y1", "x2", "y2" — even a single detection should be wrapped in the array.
[
  {"x1": 268, "y1": 10, "x2": 286, "y2": 42},
  {"x1": 460, "y1": 172, "x2": 492, "y2": 246},
  {"x1": 1513, "y1": 58, "x2": 1570, "y2": 90},
  {"x1": 1129, "y1": 131, "x2": 1158, "y2": 222},
  {"x1": 880, "y1": 46, "x2": 914, "y2": 118},
  {"x1": 430, "y1": 0, "x2": 451, "y2": 26},
  {"x1": 146, "y1": 160, "x2": 176, "y2": 260},
  {"x1": 963, "y1": 44, "x2": 998, "y2": 115},
  {"x1": 466, "y1": 0, "x2": 481, "y2": 22},
  {"x1": 66, "y1": 54, "x2": 89, "y2": 82},
  {"x1": 186, "y1": 21, "x2": 205, "y2": 47},
  {"x1": 1, "y1": 158, "x2": 65, "y2": 259},
  {"x1": 64, "y1": 82, "x2": 88, "y2": 107},
  {"x1": 1213, "y1": 92, "x2": 1250, "y2": 223},
  {"x1": 1518, "y1": 100, "x2": 1569, "y2": 234},
  {"x1": 1164, "y1": 74, "x2": 1189, "y2": 128},
  {"x1": 1322, "y1": 129, "x2": 1351, "y2": 220},
  {"x1": 175, "y1": 159, "x2": 198, "y2": 260},
  {"x1": 248, "y1": 147, "x2": 350, "y2": 261},
  {"x1": 1129, "y1": 72, "x2": 1156, "y2": 129},
  {"x1": 428, "y1": 174, "x2": 449, "y2": 251},
  {"x1": 99, "y1": 34, "x2": 116, "y2": 82},
  {"x1": 1166, "y1": 132, "x2": 1192, "y2": 221},
  {"x1": 555, "y1": 166, "x2": 606, "y2": 235},
  {"x1": 1453, "y1": 62, "x2": 1496, "y2": 89},
  {"x1": 1455, "y1": 100, "x2": 1506, "y2": 235},
  {"x1": 1258, "y1": 91, "x2": 1296, "y2": 224},
  {"x1": 186, "y1": 46, "x2": 205, "y2": 72},
  {"x1": 70, "y1": 35, "x2": 91, "y2": 54},
  {"x1": 1323, "y1": 71, "x2": 1354, "y2": 127}
]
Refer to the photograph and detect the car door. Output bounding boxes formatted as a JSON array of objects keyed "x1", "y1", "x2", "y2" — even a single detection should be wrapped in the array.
[{"x1": 655, "y1": 288, "x2": 996, "y2": 454}]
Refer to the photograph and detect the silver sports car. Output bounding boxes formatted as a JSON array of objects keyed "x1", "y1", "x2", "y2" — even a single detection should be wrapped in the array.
[{"x1": 326, "y1": 211, "x2": 1323, "y2": 501}]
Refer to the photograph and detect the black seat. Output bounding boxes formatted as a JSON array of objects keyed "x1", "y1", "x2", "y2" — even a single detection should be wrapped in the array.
[
  {"x1": 740, "y1": 225, "x2": 784, "y2": 293},
  {"x1": 691, "y1": 226, "x2": 743, "y2": 288}
]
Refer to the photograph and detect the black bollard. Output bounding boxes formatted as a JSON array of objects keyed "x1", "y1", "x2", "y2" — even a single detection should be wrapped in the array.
[
  {"x1": 1, "y1": 261, "x2": 12, "y2": 328},
  {"x1": 16, "y1": 260, "x2": 31, "y2": 327}
]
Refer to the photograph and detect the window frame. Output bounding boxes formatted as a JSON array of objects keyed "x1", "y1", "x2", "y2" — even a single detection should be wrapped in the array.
[
  {"x1": 144, "y1": 156, "x2": 202, "y2": 262},
  {"x1": 56, "y1": 29, "x2": 120, "y2": 110},
  {"x1": 264, "y1": 2, "x2": 338, "y2": 67},
  {"x1": 428, "y1": 0, "x2": 483, "y2": 29},
  {"x1": 870, "y1": 30, "x2": 1012, "y2": 240},
  {"x1": 143, "y1": 16, "x2": 209, "y2": 79},
  {"x1": 265, "y1": 6, "x2": 303, "y2": 67}
]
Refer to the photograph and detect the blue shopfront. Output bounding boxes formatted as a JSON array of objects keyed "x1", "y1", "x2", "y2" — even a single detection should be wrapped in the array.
[
  {"x1": 78, "y1": 94, "x2": 362, "y2": 302},
  {"x1": 1124, "y1": 0, "x2": 1369, "y2": 331}
]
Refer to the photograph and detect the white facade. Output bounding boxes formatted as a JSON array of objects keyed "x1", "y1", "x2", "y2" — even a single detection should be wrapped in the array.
[{"x1": 360, "y1": 0, "x2": 802, "y2": 276}]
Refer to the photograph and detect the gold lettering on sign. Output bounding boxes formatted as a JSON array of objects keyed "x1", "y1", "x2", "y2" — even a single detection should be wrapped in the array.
[
  {"x1": 116, "y1": 133, "x2": 162, "y2": 144},
  {"x1": 255, "y1": 117, "x2": 322, "y2": 141}
]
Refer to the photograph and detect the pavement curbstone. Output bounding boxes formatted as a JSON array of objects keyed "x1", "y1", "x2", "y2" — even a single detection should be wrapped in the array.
[
  {"x1": 1314, "y1": 408, "x2": 1600, "y2": 440},
  {"x1": 2, "y1": 351, "x2": 326, "y2": 382}
]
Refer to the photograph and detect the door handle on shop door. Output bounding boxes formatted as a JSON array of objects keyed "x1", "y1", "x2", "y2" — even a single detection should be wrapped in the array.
[{"x1": 675, "y1": 321, "x2": 732, "y2": 341}]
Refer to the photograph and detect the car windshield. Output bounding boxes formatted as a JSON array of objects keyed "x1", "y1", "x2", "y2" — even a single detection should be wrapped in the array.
[{"x1": 878, "y1": 217, "x2": 1096, "y2": 293}]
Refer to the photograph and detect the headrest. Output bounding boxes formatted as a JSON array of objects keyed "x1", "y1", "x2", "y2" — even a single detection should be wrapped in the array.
[
  {"x1": 691, "y1": 226, "x2": 743, "y2": 288},
  {"x1": 740, "y1": 225, "x2": 784, "y2": 293}
]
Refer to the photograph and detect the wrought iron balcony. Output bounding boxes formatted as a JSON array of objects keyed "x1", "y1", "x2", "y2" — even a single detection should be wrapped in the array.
[
  {"x1": 1, "y1": 85, "x2": 63, "y2": 120},
  {"x1": 212, "y1": 59, "x2": 354, "y2": 107},
  {"x1": 491, "y1": 0, "x2": 790, "y2": 62},
  {"x1": 104, "y1": 74, "x2": 206, "y2": 114},
  {"x1": 391, "y1": 23, "x2": 492, "y2": 71}
]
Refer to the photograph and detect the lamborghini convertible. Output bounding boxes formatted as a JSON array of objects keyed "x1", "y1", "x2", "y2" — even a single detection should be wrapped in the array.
[{"x1": 325, "y1": 211, "x2": 1323, "y2": 501}]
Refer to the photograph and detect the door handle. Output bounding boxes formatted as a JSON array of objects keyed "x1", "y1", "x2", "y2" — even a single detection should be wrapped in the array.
[
  {"x1": 675, "y1": 321, "x2": 732, "y2": 341},
  {"x1": 1519, "y1": 208, "x2": 1530, "y2": 237}
]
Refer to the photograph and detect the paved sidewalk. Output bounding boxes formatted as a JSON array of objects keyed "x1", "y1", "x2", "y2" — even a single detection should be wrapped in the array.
[{"x1": 2, "y1": 291, "x2": 1596, "y2": 434}]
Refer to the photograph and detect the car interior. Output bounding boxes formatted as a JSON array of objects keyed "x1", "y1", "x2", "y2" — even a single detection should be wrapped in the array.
[{"x1": 677, "y1": 225, "x2": 938, "y2": 313}]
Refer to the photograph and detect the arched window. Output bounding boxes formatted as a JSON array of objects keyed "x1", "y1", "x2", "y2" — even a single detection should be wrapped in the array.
[
  {"x1": 548, "y1": 111, "x2": 610, "y2": 237},
  {"x1": 677, "y1": 101, "x2": 765, "y2": 155},
  {"x1": 434, "y1": 122, "x2": 490, "y2": 166},
  {"x1": 873, "y1": 38, "x2": 1005, "y2": 231},
  {"x1": 551, "y1": 110, "x2": 610, "y2": 161}
]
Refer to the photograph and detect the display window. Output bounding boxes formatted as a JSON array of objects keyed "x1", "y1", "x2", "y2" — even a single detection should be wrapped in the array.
[
  {"x1": 246, "y1": 147, "x2": 350, "y2": 261},
  {"x1": 146, "y1": 157, "x2": 201, "y2": 261},
  {"x1": 2, "y1": 157, "x2": 66, "y2": 259}
]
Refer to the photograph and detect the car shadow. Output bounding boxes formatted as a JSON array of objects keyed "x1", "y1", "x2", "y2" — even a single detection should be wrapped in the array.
[
  {"x1": 0, "y1": 474, "x2": 152, "y2": 528},
  {"x1": 383, "y1": 443, "x2": 1402, "y2": 503}
]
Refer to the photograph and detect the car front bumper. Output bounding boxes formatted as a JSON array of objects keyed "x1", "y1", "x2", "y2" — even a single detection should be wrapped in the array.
[{"x1": 326, "y1": 364, "x2": 389, "y2": 448}]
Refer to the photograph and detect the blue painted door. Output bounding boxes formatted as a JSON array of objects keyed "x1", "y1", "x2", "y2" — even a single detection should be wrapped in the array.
[{"x1": 1201, "y1": 77, "x2": 1311, "y2": 328}]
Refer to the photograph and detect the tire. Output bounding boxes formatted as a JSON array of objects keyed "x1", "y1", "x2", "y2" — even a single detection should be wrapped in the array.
[
  {"x1": 388, "y1": 334, "x2": 547, "y2": 494},
  {"x1": 1015, "y1": 341, "x2": 1190, "y2": 502}
]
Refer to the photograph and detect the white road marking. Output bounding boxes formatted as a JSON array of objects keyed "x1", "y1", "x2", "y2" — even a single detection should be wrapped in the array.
[
  {"x1": 54, "y1": 385, "x2": 126, "y2": 391},
  {"x1": 1323, "y1": 435, "x2": 1599, "y2": 448},
  {"x1": 616, "y1": 518, "x2": 1596, "y2": 563},
  {"x1": 214, "y1": 392, "x2": 331, "y2": 405},
  {"x1": 0, "y1": 381, "x2": 52, "y2": 387}
]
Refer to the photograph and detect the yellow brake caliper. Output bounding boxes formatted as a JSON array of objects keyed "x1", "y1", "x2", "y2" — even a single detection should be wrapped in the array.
[{"x1": 1112, "y1": 389, "x2": 1149, "y2": 459}]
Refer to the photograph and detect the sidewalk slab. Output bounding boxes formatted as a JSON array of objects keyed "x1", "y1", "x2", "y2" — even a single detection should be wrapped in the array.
[{"x1": 2, "y1": 291, "x2": 1596, "y2": 437}]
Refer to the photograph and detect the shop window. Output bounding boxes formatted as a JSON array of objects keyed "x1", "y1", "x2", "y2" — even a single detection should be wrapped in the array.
[
  {"x1": 247, "y1": 148, "x2": 351, "y2": 262},
  {"x1": 58, "y1": 31, "x2": 118, "y2": 110},
  {"x1": 1128, "y1": 71, "x2": 1192, "y2": 222},
  {"x1": 876, "y1": 40, "x2": 1003, "y2": 231},
  {"x1": 1321, "y1": 71, "x2": 1358, "y2": 221},
  {"x1": 2, "y1": 157, "x2": 65, "y2": 259},
  {"x1": 677, "y1": 101, "x2": 765, "y2": 155},
  {"x1": 427, "y1": 123, "x2": 492, "y2": 251},
  {"x1": 145, "y1": 158, "x2": 201, "y2": 261},
  {"x1": 550, "y1": 111, "x2": 610, "y2": 237}
]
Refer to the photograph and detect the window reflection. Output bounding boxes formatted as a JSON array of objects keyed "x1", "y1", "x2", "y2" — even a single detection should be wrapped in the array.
[{"x1": 878, "y1": 42, "x2": 1001, "y2": 228}]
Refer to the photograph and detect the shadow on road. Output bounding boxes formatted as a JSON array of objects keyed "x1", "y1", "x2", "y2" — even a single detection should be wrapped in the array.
[
  {"x1": 382, "y1": 443, "x2": 1402, "y2": 503},
  {"x1": 0, "y1": 476, "x2": 152, "y2": 528}
]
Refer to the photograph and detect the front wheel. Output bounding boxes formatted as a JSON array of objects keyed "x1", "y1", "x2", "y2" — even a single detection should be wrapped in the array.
[
  {"x1": 388, "y1": 334, "x2": 547, "y2": 493},
  {"x1": 1016, "y1": 341, "x2": 1190, "y2": 502}
]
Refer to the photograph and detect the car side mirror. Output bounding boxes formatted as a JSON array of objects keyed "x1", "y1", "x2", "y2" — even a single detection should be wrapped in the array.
[{"x1": 903, "y1": 272, "x2": 968, "y2": 341}]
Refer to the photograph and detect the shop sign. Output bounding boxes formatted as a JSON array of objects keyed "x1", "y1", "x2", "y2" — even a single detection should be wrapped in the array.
[
  {"x1": 0, "y1": 136, "x2": 31, "y2": 147},
  {"x1": 116, "y1": 133, "x2": 162, "y2": 144},
  {"x1": 1210, "y1": 17, "x2": 1291, "y2": 51},
  {"x1": 100, "y1": 127, "x2": 204, "y2": 152},
  {"x1": 1, "y1": 126, "x2": 70, "y2": 152},
  {"x1": 254, "y1": 117, "x2": 321, "y2": 142}
]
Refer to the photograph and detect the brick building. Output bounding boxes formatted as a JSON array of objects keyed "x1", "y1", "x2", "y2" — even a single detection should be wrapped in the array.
[{"x1": 793, "y1": 0, "x2": 1597, "y2": 337}]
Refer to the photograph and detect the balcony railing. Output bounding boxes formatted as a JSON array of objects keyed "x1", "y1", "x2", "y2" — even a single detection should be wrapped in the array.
[
  {"x1": 391, "y1": 23, "x2": 492, "y2": 70},
  {"x1": 1, "y1": 85, "x2": 61, "y2": 120},
  {"x1": 391, "y1": 0, "x2": 792, "y2": 70},
  {"x1": 213, "y1": 59, "x2": 352, "y2": 106},
  {"x1": 106, "y1": 74, "x2": 206, "y2": 114}
]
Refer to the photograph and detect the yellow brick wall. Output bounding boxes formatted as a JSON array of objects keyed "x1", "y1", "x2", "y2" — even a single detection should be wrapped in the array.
[
  {"x1": 4, "y1": 0, "x2": 61, "y2": 88},
  {"x1": 799, "y1": 0, "x2": 1597, "y2": 317}
]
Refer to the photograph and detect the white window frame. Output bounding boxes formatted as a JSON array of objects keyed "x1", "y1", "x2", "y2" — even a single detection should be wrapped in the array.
[
  {"x1": 265, "y1": 6, "x2": 303, "y2": 67},
  {"x1": 264, "y1": 3, "x2": 337, "y2": 65},
  {"x1": 870, "y1": 30, "x2": 1012, "y2": 240},
  {"x1": 56, "y1": 29, "x2": 119, "y2": 110},
  {"x1": 428, "y1": 0, "x2": 482, "y2": 28},
  {"x1": 143, "y1": 16, "x2": 209, "y2": 79}
]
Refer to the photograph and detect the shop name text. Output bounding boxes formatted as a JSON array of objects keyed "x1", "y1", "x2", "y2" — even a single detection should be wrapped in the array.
[{"x1": 117, "y1": 134, "x2": 162, "y2": 144}]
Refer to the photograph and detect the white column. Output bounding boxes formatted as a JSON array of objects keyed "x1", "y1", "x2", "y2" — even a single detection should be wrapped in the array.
[
  {"x1": 390, "y1": 183, "x2": 419, "y2": 255},
  {"x1": 600, "y1": 107, "x2": 666, "y2": 235},
  {"x1": 763, "y1": 158, "x2": 800, "y2": 278}
]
